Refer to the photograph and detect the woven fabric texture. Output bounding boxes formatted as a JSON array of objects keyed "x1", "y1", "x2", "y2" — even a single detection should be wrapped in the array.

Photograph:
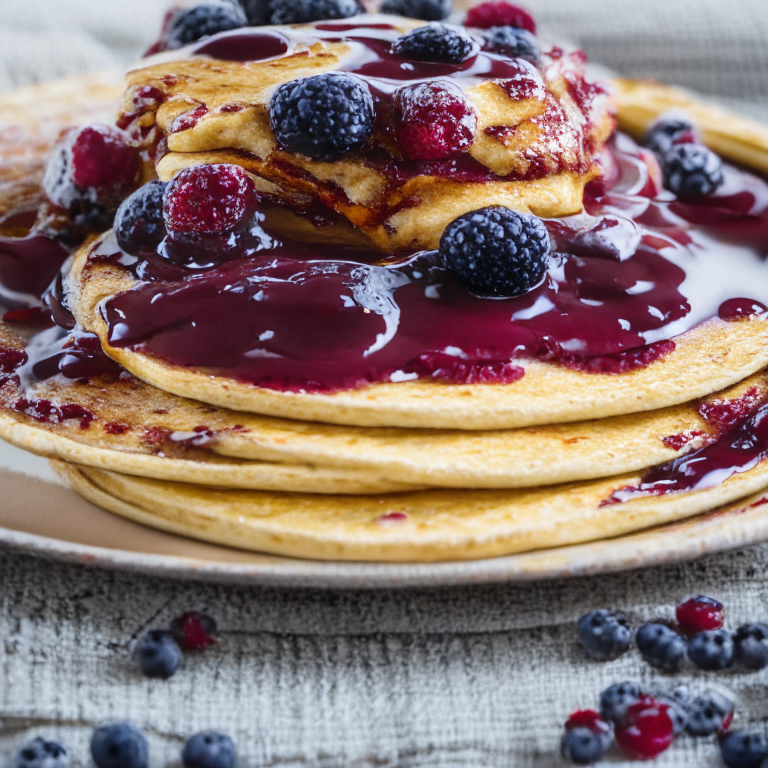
[{"x1": 2, "y1": 1, "x2": 768, "y2": 766}]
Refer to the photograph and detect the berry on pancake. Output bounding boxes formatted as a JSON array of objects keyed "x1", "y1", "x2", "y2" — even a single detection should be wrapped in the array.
[
  {"x1": 115, "y1": 180, "x2": 168, "y2": 255},
  {"x1": 482, "y1": 26, "x2": 540, "y2": 63},
  {"x1": 465, "y1": 0, "x2": 536, "y2": 33},
  {"x1": 167, "y1": 3, "x2": 248, "y2": 49},
  {"x1": 380, "y1": 0, "x2": 451, "y2": 21},
  {"x1": 662, "y1": 143, "x2": 724, "y2": 198},
  {"x1": 439, "y1": 206, "x2": 551, "y2": 298},
  {"x1": 269, "y1": 73, "x2": 374, "y2": 160},
  {"x1": 270, "y1": 0, "x2": 361, "y2": 24},
  {"x1": 394, "y1": 24, "x2": 476, "y2": 63}
]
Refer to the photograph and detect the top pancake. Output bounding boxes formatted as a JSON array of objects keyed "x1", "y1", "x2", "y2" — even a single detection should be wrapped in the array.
[{"x1": 121, "y1": 14, "x2": 614, "y2": 249}]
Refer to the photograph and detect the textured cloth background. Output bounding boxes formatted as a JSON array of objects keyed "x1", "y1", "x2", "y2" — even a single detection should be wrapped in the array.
[{"x1": 2, "y1": 1, "x2": 768, "y2": 766}]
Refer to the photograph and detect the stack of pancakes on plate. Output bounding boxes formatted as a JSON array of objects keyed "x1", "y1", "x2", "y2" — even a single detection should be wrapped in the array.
[{"x1": 3, "y1": 10, "x2": 768, "y2": 562}]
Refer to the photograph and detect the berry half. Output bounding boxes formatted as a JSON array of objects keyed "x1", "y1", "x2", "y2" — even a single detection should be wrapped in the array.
[
  {"x1": 440, "y1": 206, "x2": 551, "y2": 298},
  {"x1": 395, "y1": 81, "x2": 476, "y2": 160},
  {"x1": 270, "y1": 73, "x2": 374, "y2": 160},
  {"x1": 614, "y1": 697, "x2": 674, "y2": 760},
  {"x1": 394, "y1": 24, "x2": 476, "y2": 63},
  {"x1": 163, "y1": 164, "x2": 259, "y2": 236},
  {"x1": 465, "y1": 1, "x2": 536, "y2": 33},
  {"x1": 577, "y1": 610, "x2": 631, "y2": 662},
  {"x1": 675, "y1": 594, "x2": 724, "y2": 635}
]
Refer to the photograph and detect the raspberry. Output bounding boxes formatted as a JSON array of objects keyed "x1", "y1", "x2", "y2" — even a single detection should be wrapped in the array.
[
  {"x1": 269, "y1": 0, "x2": 361, "y2": 24},
  {"x1": 170, "y1": 611, "x2": 218, "y2": 650},
  {"x1": 114, "y1": 180, "x2": 168, "y2": 255},
  {"x1": 182, "y1": 733, "x2": 236, "y2": 768},
  {"x1": 136, "y1": 630, "x2": 183, "y2": 679},
  {"x1": 394, "y1": 81, "x2": 476, "y2": 160},
  {"x1": 465, "y1": 0, "x2": 536, "y2": 33},
  {"x1": 167, "y1": 3, "x2": 248, "y2": 49},
  {"x1": 635, "y1": 622, "x2": 686, "y2": 672},
  {"x1": 675, "y1": 594, "x2": 724, "y2": 635},
  {"x1": 381, "y1": 0, "x2": 450, "y2": 20},
  {"x1": 688, "y1": 629, "x2": 734, "y2": 671},
  {"x1": 394, "y1": 24, "x2": 476, "y2": 63},
  {"x1": 43, "y1": 125, "x2": 139, "y2": 229},
  {"x1": 662, "y1": 143, "x2": 724, "y2": 199},
  {"x1": 482, "y1": 26, "x2": 540, "y2": 63},
  {"x1": 270, "y1": 73, "x2": 374, "y2": 160},
  {"x1": 720, "y1": 732, "x2": 768, "y2": 768},
  {"x1": 577, "y1": 610, "x2": 631, "y2": 662},
  {"x1": 11, "y1": 739, "x2": 69, "y2": 768},
  {"x1": 734, "y1": 623, "x2": 768, "y2": 670},
  {"x1": 163, "y1": 164, "x2": 259, "y2": 236},
  {"x1": 645, "y1": 117, "x2": 696, "y2": 157},
  {"x1": 439, "y1": 206, "x2": 551, "y2": 298},
  {"x1": 91, "y1": 725, "x2": 149, "y2": 768},
  {"x1": 561, "y1": 711, "x2": 613, "y2": 765},
  {"x1": 615, "y1": 697, "x2": 675, "y2": 760}
]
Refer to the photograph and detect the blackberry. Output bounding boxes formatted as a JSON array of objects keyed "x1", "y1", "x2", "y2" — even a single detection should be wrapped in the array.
[
  {"x1": 270, "y1": 73, "x2": 374, "y2": 160},
  {"x1": 136, "y1": 630, "x2": 183, "y2": 679},
  {"x1": 394, "y1": 24, "x2": 476, "y2": 64},
  {"x1": 168, "y1": 3, "x2": 248, "y2": 49},
  {"x1": 662, "y1": 143, "x2": 724, "y2": 199},
  {"x1": 238, "y1": 0, "x2": 274, "y2": 24},
  {"x1": 687, "y1": 629, "x2": 734, "y2": 671},
  {"x1": 645, "y1": 117, "x2": 695, "y2": 157},
  {"x1": 270, "y1": 0, "x2": 361, "y2": 23},
  {"x1": 599, "y1": 681, "x2": 642, "y2": 727},
  {"x1": 380, "y1": 0, "x2": 451, "y2": 21},
  {"x1": 482, "y1": 26, "x2": 540, "y2": 63},
  {"x1": 11, "y1": 739, "x2": 69, "y2": 768},
  {"x1": 686, "y1": 690, "x2": 733, "y2": 736},
  {"x1": 91, "y1": 724, "x2": 149, "y2": 768},
  {"x1": 561, "y1": 711, "x2": 613, "y2": 766},
  {"x1": 635, "y1": 622, "x2": 686, "y2": 673},
  {"x1": 720, "y1": 732, "x2": 768, "y2": 768},
  {"x1": 734, "y1": 624, "x2": 768, "y2": 670},
  {"x1": 182, "y1": 733, "x2": 236, "y2": 768},
  {"x1": 577, "y1": 610, "x2": 631, "y2": 662},
  {"x1": 114, "y1": 181, "x2": 168, "y2": 255},
  {"x1": 439, "y1": 206, "x2": 551, "y2": 298}
]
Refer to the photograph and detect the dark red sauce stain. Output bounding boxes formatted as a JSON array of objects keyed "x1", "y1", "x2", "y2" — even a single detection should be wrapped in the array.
[
  {"x1": 104, "y1": 422, "x2": 132, "y2": 435},
  {"x1": 662, "y1": 430, "x2": 705, "y2": 452},
  {"x1": 0, "y1": 234, "x2": 69, "y2": 309},
  {"x1": 194, "y1": 32, "x2": 290, "y2": 62},
  {"x1": 719, "y1": 298, "x2": 768, "y2": 321}
]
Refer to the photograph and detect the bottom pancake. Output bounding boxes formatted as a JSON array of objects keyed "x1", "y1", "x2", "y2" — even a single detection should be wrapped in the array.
[{"x1": 53, "y1": 443, "x2": 768, "y2": 562}]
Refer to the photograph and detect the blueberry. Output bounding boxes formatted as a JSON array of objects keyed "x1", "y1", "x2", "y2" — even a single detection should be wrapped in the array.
[
  {"x1": 168, "y1": 3, "x2": 248, "y2": 49},
  {"x1": 688, "y1": 629, "x2": 734, "y2": 671},
  {"x1": 561, "y1": 714, "x2": 613, "y2": 766},
  {"x1": 237, "y1": 0, "x2": 274, "y2": 24},
  {"x1": 599, "y1": 681, "x2": 642, "y2": 726},
  {"x1": 11, "y1": 739, "x2": 69, "y2": 768},
  {"x1": 269, "y1": 0, "x2": 361, "y2": 24},
  {"x1": 482, "y1": 26, "x2": 540, "y2": 63},
  {"x1": 182, "y1": 732, "x2": 236, "y2": 768},
  {"x1": 577, "y1": 610, "x2": 631, "y2": 661},
  {"x1": 662, "y1": 143, "x2": 724, "y2": 199},
  {"x1": 686, "y1": 690, "x2": 733, "y2": 736},
  {"x1": 439, "y1": 206, "x2": 551, "y2": 298},
  {"x1": 645, "y1": 118, "x2": 695, "y2": 157},
  {"x1": 380, "y1": 0, "x2": 451, "y2": 21},
  {"x1": 91, "y1": 724, "x2": 149, "y2": 768},
  {"x1": 114, "y1": 181, "x2": 168, "y2": 255},
  {"x1": 720, "y1": 731, "x2": 768, "y2": 768},
  {"x1": 270, "y1": 73, "x2": 374, "y2": 160},
  {"x1": 394, "y1": 24, "x2": 476, "y2": 63},
  {"x1": 635, "y1": 622, "x2": 686, "y2": 673},
  {"x1": 136, "y1": 630, "x2": 183, "y2": 679},
  {"x1": 734, "y1": 624, "x2": 768, "y2": 671}
]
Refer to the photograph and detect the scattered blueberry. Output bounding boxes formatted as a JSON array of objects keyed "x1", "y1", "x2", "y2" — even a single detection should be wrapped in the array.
[
  {"x1": 688, "y1": 629, "x2": 734, "y2": 671},
  {"x1": 380, "y1": 0, "x2": 451, "y2": 21},
  {"x1": 482, "y1": 26, "x2": 540, "y2": 63},
  {"x1": 734, "y1": 624, "x2": 768, "y2": 671},
  {"x1": 136, "y1": 630, "x2": 183, "y2": 679},
  {"x1": 662, "y1": 143, "x2": 724, "y2": 199},
  {"x1": 439, "y1": 206, "x2": 551, "y2": 298},
  {"x1": 269, "y1": 0, "x2": 361, "y2": 24},
  {"x1": 167, "y1": 4, "x2": 248, "y2": 49},
  {"x1": 10, "y1": 739, "x2": 69, "y2": 768},
  {"x1": 170, "y1": 611, "x2": 218, "y2": 651},
  {"x1": 270, "y1": 73, "x2": 374, "y2": 160},
  {"x1": 599, "y1": 681, "x2": 642, "y2": 727},
  {"x1": 686, "y1": 690, "x2": 733, "y2": 736},
  {"x1": 645, "y1": 117, "x2": 695, "y2": 157},
  {"x1": 163, "y1": 164, "x2": 259, "y2": 237},
  {"x1": 635, "y1": 622, "x2": 687, "y2": 673},
  {"x1": 394, "y1": 24, "x2": 476, "y2": 64},
  {"x1": 464, "y1": 0, "x2": 537, "y2": 33},
  {"x1": 182, "y1": 732, "x2": 236, "y2": 768},
  {"x1": 720, "y1": 731, "x2": 768, "y2": 768},
  {"x1": 675, "y1": 594, "x2": 724, "y2": 635},
  {"x1": 114, "y1": 181, "x2": 168, "y2": 255},
  {"x1": 577, "y1": 610, "x2": 632, "y2": 662},
  {"x1": 91, "y1": 724, "x2": 149, "y2": 768},
  {"x1": 560, "y1": 710, "x2": 613, "y2": 766}
]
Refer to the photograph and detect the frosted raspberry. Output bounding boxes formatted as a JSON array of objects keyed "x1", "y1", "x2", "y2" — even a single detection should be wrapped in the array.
[{"x1": 465, "y1": 1, "x2": 536, "y2": 33}]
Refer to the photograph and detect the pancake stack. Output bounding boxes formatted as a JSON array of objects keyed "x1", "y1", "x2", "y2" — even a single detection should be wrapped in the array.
[{"x1": 3, "y1": 7, "x2": 768, "y2": 562}]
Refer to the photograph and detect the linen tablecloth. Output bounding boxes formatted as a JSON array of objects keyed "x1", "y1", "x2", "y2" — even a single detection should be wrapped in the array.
[{"x1": 2, "y1": 1, "x2": 768, "y2": 765}]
